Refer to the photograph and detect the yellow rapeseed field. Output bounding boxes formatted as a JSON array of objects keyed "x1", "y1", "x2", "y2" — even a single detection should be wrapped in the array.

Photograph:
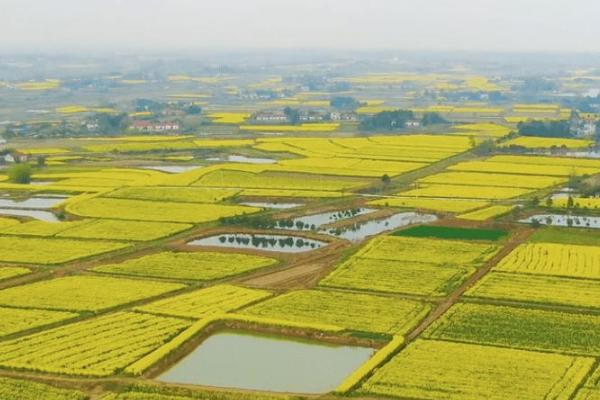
[
  {"x1": 0, "y1": 236, "x2": 129, "y2": 264},
  {"x1": 501, "y1": 136, "x2": 593, "y2": 149},
  {"x1": 457, "y1": 205, "x2": 515, "y2": 221},
  {"x1": 361, "y1": 339, "x2": 593, "y2": 400},
  {"x1": 0, "y1": 312, "x2": 190, "y2": 376},
  {"x1": 495, "y1": 242, "x2": 600, "y2": 280},
  {"x1": 66, "y1": 197, "x2": 260, "y2": 223},
  {"x1": 369, "y1": 197, "x2": 490, "y2": 212},
  {"x1": 241, "y1": 289, "x2": 431, "y2": 335},
  {"x1": 138, "y1": 285, "x2": 271, "y2": 319},
  {"x1": 94, "y1": 251, "x2": 277, "y2": 281},
  {"x1": 0, "y1": 275, "x2": 184, "y2": 311}
]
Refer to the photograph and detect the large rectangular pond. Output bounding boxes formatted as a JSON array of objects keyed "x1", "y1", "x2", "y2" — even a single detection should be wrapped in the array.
[
  {"x1": 188, "y1": 233, "x2": 325, "y2": 253},
  {"x1": 158, "y1": 331, "x2": 374, "y2": 393}
]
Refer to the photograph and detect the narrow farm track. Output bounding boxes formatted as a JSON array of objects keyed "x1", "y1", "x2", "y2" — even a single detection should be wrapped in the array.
[
  {"x1": 240, "y1": 243, "x2": 350, "y2": 290},
  {"x1": 405, "y1": 226, "x2": 535, "y2": 342}
]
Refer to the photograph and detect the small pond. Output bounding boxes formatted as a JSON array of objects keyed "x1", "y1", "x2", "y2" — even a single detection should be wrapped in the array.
[
  {"x1": 227, "y1": 155, "x2": 276, "y2": 164},
  {"x1": 189, "y1": 233, "x2": 325, "y2": 253},
  {"x1": 0, "y1": 208, "x2": 59, "y2": 222},
  {"x1": 521, "y1": 214, "x2": 600, "y2": 229},
  {"x1": 0, "y1": 196, "x2": 67, "y2": 209},
  {"x1": 564, "y1": 151, "x2": 600, "y2": 159},
  {"x1": 143, "y1": 165, "x2": 200, "y2": 173},
  {"x1": 323, "y1": 212, "x2": 438, "y2": 242},
  {"x1": 158, "y1": 330, "x2": 374, "y2": 393},
  {"x1": 240, "y1": 202, "x2": 303, "y2": 209},
  {"x1": 207, "y1": 155, "x2": 276, "y2": 164},
  {"x1": 277, "y1": 208, "x2": 376, "y2": 231}
]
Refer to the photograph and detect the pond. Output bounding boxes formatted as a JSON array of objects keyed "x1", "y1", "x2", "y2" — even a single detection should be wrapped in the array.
[
  {"x1": 0, "y1": 196, "x2": 67, "y2": 209},
  {"x1": 227, "y1": 155, "x2": 276, "y2": 164},
  {"x1": 0, "y1": 208, "x2": 59, "y2": 222},
  {"x1": 323, "y1": 212, "x2": 438, "y2": 242},
  {"x1": 157, "y1": 330, "x2": 374, "y2": 393},
  {"x1": 142, "y1": 166, "x2": 200, "y2": 173},
  {"x1": 564, "y1": 150, "x2": 600, "y2": 159},
  {"x1": 521, "y1": 214, "x2": 600, "y2": 229},
  {"x1": 240, "y1": 202, "x2": 303, "y2": 209},
  {"x1": 189, "y1": 233, "x2": 326, "y2": 253},
  {"x1": 207, "y1": 155, "x2": 276, "y2": 164},
  {"x1": 277, "y1": 208, "x2": 376, "y2": 231}
]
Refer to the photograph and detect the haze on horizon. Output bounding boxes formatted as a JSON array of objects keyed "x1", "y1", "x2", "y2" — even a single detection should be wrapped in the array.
[{"x1": 1, "y1": 0, "x2": 599, "y2": 54}]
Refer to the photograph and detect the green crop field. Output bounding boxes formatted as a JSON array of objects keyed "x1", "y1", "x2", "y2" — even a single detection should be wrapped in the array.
[{"x1": 393, "y1": 225, "x2": 507, "y2": 241}]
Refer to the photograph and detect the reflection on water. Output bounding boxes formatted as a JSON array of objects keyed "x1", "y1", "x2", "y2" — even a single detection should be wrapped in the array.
[
  {"x1": 227, "y1": 155, "x2": 276, "y2": 164},
  {"x1": 323, "y1": 212, "x2": 438, "y2": 242},
  {"x1": 240, "y1": 202, "x2": 303, "y2": 209},
  {"x1": 207, "y1": 155, "x2": 276, "y2": 164},
  {"x1": 277, "y1": 208, "x2": 376, "y2": 231},
  {"x1": 142, "y1": 165, "x2": 200, "y2": 173},
  {"x1": 189, "y1": 233, "x2": 325, "y2": 253},
  {"x1": 0, "y1": 208, "x2": 59, "y2": 222},
  {"x1": 522, "y1": 214, "x2": 600, "y2": 229},
  {"x1": 0, "y1": 196, "x2": 66, "y2": 209}
]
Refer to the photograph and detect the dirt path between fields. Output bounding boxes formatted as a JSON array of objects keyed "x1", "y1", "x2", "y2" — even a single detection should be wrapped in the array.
[
  {"x1": 240, "y1": 243, "x2": 349, "y2": 290},
  {"x1": 405, "y1": 226, "x2": 534, "y2": 341}
]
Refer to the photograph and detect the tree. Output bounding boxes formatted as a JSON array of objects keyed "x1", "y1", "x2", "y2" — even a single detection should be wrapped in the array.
[
  {"x1": 517, "y1": 120, "x2": 572, "y2": 138},
  {"x1": 567, "y1": 195, "x2": 574, "y2": 208},
  {"x1": 134, "y1": 98, "x2": 165, "y2": 113},
  {"x1": 283, "y1": 107, "x2": 300, "y2": 125},
  {"x1": 95, "y1": 113, "x2": 129, "y2": 135},
  {"x1": 185, "y1": 104, "x2": 202, "y2": 115},
  {"x1": 359, "y1": 110, "x2": 414, "y2": 131},
  {"x1": 8, "y1": 163, "x2": 32, "y2": 184},
  {"x1": 421, "y1": 112, "x2": 448, "y2": 126},
  {"x1": 545, "y1": 197, "x2": 553, "y2": 207},
  {"x1": 530, "y1": 196, "x2": 540, "y2": 207},
  {"x1": 330, "y1": 96, "x2": 361, "y2": 110},
  {"x1": 472, "y1": 139, "x2": 496, "y2": 155},
  {"x1": 36, "y1": 155, "x2": 46, "y2": 168},
  {"x1": 381, "y1": 174, "x2": 391, "y2": 188}
]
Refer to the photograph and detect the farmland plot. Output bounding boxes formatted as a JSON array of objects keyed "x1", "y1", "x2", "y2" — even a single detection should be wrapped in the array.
[
  {"x1": 0, "y1": 276, "x2": 184, "y2": 312},
  {"x1": 361, "y1": 339, "x2": 594, "y2": 400},
  {"x1": 369, "y1": 197, "x2": 490, "y2": 212},
  {"x1": 241, "y1": 289, "x2": 430, "y2": 335},
  {"x1": 495, "y1": 242, "x2": 600, "y2": 280},
  {"x1": 0, "y1": 267, "x2": 30, "y2": 281},
  {"x1": 66, "y1": 198, "x2": 259, "y2": 223},
  {"x1": 138, "y1": 285, "x2": 271, "y2": 319},
  {"x1": 320, "y1": 258, "x2": 473, "y2": 296},
  {"x1": 0, "y1": 312, "x2": 190, "y2": 376},
  {"x1": 0, "y1": 377, "x2": 87, "y2": 400},
  {"x1": 0, "y1": 307, "x2": 77, "y2": 337},
  {"x1": 355, "y1": 236, "x2": 499, "y2": 266},
  {"x1": 94, "y1": 251, "x2": 277, "y2": 281},
  {"x1": 425, "y1": 303, "x2": 600, "y2": 355},
  {"x1": 104, "y1": 186, "x2": 239, "y2": 204},
  {"x1": 466, "y1": 272, "x2": 600, "y2": 310},
  {"x1": 0, "y1": 236, "x2": 128, "y2": 264}
]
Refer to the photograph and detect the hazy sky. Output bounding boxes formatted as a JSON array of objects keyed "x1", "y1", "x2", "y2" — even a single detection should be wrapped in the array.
[{"x1": 1, "y1": 0, "x2": 600, "y2": 53}]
